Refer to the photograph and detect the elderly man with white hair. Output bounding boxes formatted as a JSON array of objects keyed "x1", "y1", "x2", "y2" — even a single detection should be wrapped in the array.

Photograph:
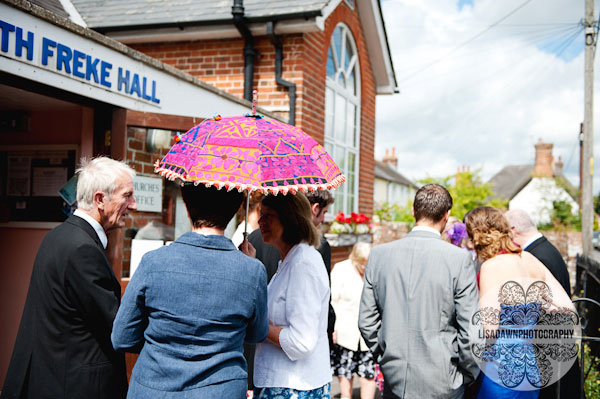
[
  {"x1": 3, "y1": 157, "x2": 137, "y2": 399},
  {"x1": 503, "y1": 208, "x2": 571, "y2": 296}
]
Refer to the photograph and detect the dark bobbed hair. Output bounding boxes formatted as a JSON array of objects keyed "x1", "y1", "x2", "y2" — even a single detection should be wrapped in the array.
[
  {"x1": 413, "y1": 184, "x2": 453, "y2": 223},
  {"x1": 304, "y1": 190, "x2": 334, "y2": 209},
  {"x1": 464, "y1": 206, "x2": 521, "y2": 261},
  {"x1": 261, "y1": 192, "x2": 320, "y2": 248},
  {"x1": 181, "y1": 184, "x2": 244, "y2": 230}
]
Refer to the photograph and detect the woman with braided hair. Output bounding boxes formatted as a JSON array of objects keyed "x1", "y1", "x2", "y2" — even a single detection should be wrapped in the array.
[{"x1": 464, "y1": 207, "x2": 575, "y2": 399}]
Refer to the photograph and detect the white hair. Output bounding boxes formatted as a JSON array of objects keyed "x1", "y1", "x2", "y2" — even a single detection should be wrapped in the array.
[
  {"x1": 504, "y1": 209, "x2": 537, "y2": 233},
  {"x1": 350, "y1": 242, "x2": 372, "y2": 265},
  {"x1": 76, "y1": 157, "x2": 136, "y2": 210}
]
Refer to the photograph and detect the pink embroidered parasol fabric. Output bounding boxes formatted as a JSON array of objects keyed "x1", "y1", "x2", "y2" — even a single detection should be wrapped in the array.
[{"x1": 155, "y1": 115, "x2": 345, "y2": 195}]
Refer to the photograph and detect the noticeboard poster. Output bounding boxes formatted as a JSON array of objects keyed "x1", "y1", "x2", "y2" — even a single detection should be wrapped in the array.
[{"x1": 0, "y1": 146, "x2": 78, "y2": 222}]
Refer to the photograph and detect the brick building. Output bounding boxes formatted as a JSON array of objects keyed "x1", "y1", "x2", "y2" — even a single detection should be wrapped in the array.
[
  {"x1": 1, "y1": 0, "x2": 396, "y2": 383},
  {"x1": 71, "y1": 0, "x2": 398, "y2": 264}
]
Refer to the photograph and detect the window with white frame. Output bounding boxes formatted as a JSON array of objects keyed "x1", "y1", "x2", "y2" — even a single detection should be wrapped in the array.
[{"x1": 325, "y1": 23, "x2": 360, "y2": 216}]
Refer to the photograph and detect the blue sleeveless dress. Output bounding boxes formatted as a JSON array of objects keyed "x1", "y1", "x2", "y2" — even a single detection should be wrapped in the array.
[{"x1": 476, "y1": 302, "x2": 541, "y2": 399}]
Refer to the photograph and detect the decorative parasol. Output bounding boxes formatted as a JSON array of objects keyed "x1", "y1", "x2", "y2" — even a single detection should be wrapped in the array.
[{"x1": 155, "y1": 91, "x2": 345, "y2": 235}]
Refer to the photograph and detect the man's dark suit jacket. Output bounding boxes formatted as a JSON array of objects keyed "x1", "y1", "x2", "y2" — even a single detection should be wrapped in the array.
[
  {"x1": 2, "y1": 216, "x2": 127, "y2": 399},
  {"x1": 525, "y1": 235, "x2": 580, "y2": 399},
  {"x1": 525, "y1": 235, "x2": 571, "y2": 296}
]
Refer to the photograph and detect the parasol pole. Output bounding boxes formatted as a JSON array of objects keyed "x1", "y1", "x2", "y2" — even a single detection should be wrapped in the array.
[
  {"x1": 243, "y1": 193, "x2": 250, "y2": 240},
  {"x1": 243, "y1": 90, "x2": 257, "y2": 240}
]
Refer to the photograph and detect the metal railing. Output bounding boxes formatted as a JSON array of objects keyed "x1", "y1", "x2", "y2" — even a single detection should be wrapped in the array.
[{"x1": 574, "y1": 254, "x2": 600, "y2": 398}]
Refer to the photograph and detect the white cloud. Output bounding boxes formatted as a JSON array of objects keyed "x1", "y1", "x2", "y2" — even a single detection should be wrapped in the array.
[{"x1": 376, "y1": 0, "x2": 600, "y2": 194}]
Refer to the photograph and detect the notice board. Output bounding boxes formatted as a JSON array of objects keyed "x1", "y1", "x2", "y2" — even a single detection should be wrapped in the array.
[{"x1": 0, "y1": 146, "x2": 78, "y2": 222}]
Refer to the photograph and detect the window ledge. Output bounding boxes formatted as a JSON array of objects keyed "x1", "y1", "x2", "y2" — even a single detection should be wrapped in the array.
[{"x1": 324, "y1": 232, "x2": 372, "y2": 247}]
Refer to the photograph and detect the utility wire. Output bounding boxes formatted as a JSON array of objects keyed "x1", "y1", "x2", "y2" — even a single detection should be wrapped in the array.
[
  {"x1": 398, "y1": 0, "x2": 536, "y2": 84},
  {"x1": 564, "y1": 130, "x2": 580, "y2": 173},
  {"x1": 399, "y1": 24, "x2": 582, "y2": 91},
  {"x1": 400, "y1": 24, "x2": 584, "y2": 149}
]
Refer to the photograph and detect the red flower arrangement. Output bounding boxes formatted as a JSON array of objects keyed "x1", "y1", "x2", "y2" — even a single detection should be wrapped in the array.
[{"x1": 331, "y1": 212, "x2": 372, "y2": 234}]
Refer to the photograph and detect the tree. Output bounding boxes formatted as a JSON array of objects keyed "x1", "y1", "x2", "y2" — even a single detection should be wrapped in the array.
[
  {"x1": 538, "y1": 200, "x2": 587, "y2": 231},
  {"x1": 419, "y1": 169, "x2": 508, "y2": 220},
  {"x1": 373, "y1": 201, "x2": 414, "y2": 223}
]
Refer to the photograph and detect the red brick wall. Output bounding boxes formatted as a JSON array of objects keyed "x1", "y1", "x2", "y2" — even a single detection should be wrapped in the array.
[
  {"x1": 131, "y1": 36, "x2": 302, "y2": 123},
  {"x1": 130, "y1": 0, "x2": 375, "y2": 217}
]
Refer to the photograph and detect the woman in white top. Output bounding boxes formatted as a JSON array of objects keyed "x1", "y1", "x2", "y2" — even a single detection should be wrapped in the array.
[
  {"x1": 244, "y1": 192, "x2": 331, "y2": 399},
  {"x1": 330, "y1": 242, "x2": 376, "y2": 399},
  {"x1": 231, "y1": 192, "x2": 262, "y2": 247}
]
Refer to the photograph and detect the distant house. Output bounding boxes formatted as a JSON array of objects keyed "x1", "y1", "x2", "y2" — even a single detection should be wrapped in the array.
[
  {"x1": 374, "y1": 148, "x2": 418, "y2": 207},
  {"x1": 488, "y1": 140, "x2": 578, "y2": 226}
]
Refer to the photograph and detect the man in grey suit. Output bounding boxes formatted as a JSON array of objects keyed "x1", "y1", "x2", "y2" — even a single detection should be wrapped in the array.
[{"x1": 359, "y1": 184, "x2": 480, "y2": 399}]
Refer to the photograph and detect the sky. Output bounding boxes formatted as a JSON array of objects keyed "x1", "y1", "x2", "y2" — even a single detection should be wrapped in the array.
[{"x1": 376, "y1": 0, "x2": 600, "y2": 193}]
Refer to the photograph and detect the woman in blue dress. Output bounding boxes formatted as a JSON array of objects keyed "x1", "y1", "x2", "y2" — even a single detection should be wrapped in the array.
[{"x1": 465, "y1": 207, "x2": 576, "y2": 399}]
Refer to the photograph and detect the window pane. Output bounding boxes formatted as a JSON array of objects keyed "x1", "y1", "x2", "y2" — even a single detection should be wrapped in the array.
[
  {"x1": 346, "y1": 173, "x2": 355, "y2": 210},
  {"x1": 325, "y1": 87, "x2": 334, "y2": 137},
  {"x1": 339, "y1": 74, "x2": 346, "y2": 89},
  {"x1": 334, "y1": 94, "x2": 346, "y2": 142},
  {"x1": 325, "y1": 142, "x2": 334, "y2": 156},
  {"x1": 348, "y1": 152, "x2": 355, "y2": 171},
  {"x1": 345, "y1": 38, "x2": 353, "y2": 71},
  {"x1": 332, "y1": 27, "x2": 342, "y2": 70},
  {"x1": 347, "y1": 104, "x2": 356, "y2": 146},
  {"x1": 346, "y1": 193, "x2": 354, "y2": 214},
  {"x1": 327, "y1": 47, "x2": 335, "y2": 77},
  {"x1": 347, "y1": 153, "x2": 356, "y2": 212},
  {"x1": 333, "y1": 193, "x2": 343, "y2": 215},
  {"x1": 348, "y1": 68, "x2": 356, "y2": 95},
  {"x1": 334, "y1": 146, "x2": 345, "y2": 171}
]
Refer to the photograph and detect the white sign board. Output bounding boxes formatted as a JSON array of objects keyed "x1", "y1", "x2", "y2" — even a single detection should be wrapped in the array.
[
  {"x1": 0, "y1": 3, "x2": 250, "y2": 117},
  {"x1": 133, "y1": 175, "x2": 163, "y2": 213},
  {"x1": 130, "y1": 239, "x2": 164, "y2": 277}
]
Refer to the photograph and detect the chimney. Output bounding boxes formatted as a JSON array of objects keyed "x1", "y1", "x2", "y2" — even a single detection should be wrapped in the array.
[
  {"x1": 533, "y1": 139, "x2": 553, "y2": 178},
  {"x1": 554, "y1": 156, "x2": 563, "y2": 176},
  {"x1": 383, "y1": 147, "x2": 398, "y2": 169}
]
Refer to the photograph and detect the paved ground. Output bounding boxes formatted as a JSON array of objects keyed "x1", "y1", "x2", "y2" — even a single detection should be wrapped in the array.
[{"x1": 330, "y1": 377, "x2": 383, "y2": 399}]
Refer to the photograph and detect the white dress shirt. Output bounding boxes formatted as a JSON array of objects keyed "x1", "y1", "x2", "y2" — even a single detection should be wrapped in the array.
[
  {"x1": 74, "y1": 209, "x2": 108, "y2": 249},
  {"x1": 331, "y1": 259, "x2": 367, "y2": 351},
  {"x1": 522, "y1": 232, "x2": 543, "y2": 250},
  {"x1": 254, "y1": 242, "x2": 331, "y2": 390},
  {"x1": 412, "y1": 225, "x2": 442, "y2": 236}
]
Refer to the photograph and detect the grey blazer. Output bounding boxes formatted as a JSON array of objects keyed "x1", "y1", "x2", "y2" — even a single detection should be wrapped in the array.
[{"x1": 359, "y1": 230, "x2": 480, "y2": 399}]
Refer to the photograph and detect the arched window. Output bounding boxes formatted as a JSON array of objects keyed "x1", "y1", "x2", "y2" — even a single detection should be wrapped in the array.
[{"x1": 325, "y1": 23, "x2": 360, "y2": 215}]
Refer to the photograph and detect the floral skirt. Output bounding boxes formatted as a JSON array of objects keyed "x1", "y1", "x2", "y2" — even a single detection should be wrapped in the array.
[
  {"x1": 330, "y1": 344, "x2": 375, "y2": 379},
  {"x1": 256, "y1": 383, "x2": 330, "y2": 399}
]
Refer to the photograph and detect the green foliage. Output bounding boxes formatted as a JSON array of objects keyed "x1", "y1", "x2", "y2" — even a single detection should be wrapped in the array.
[
  {"x1": 374, "y1": 201, "x2": 414, "y2": 224},
  {"x1": 418, "y1": 170, "x2": 508, "y2": 220},
  {"x1": 595, "y1": 193, "x2": 600, "y2": 216},
  {"x1": 539, "y1": 200, "x2": 582, "y2": 231},
  {"x1": 584, "y1": 345, "x2": 600, "y2": 398}
]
